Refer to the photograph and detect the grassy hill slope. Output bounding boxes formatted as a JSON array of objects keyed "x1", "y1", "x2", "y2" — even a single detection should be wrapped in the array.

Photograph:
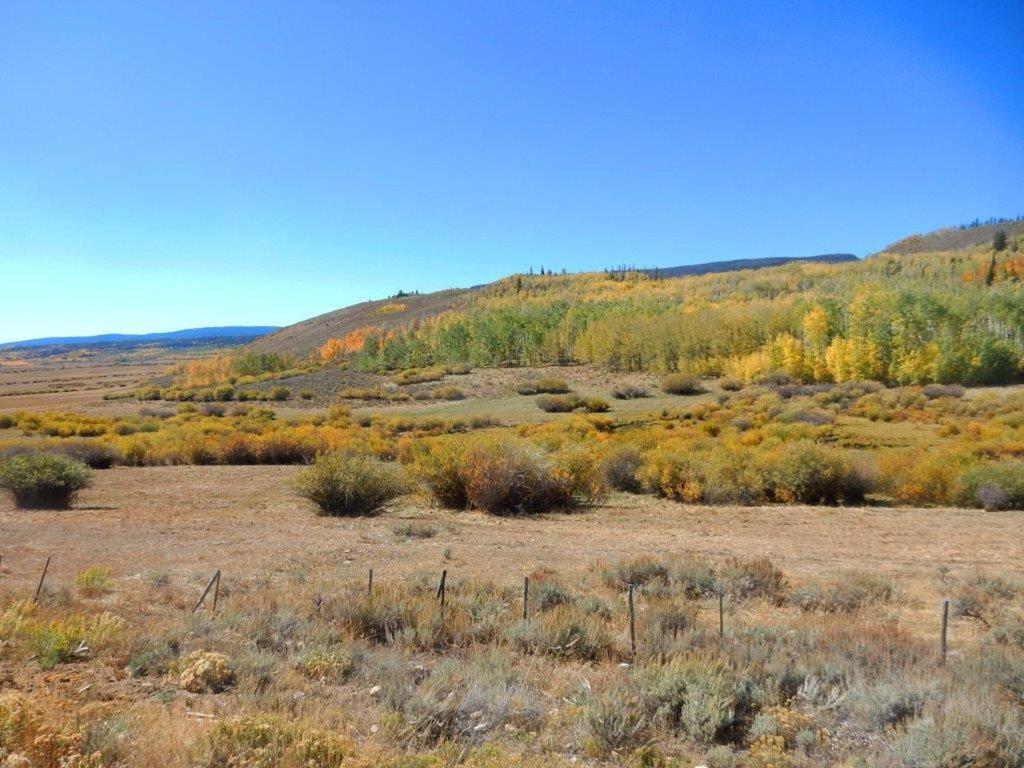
[
  {"x1": 880, "y1": 217, "x2": 1024, "y2": 254},
  {"x1": 249, "y1": 289, "x2": 472, "y2": 357}
]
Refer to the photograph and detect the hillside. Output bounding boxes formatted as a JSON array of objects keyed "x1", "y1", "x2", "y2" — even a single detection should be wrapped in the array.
[
  {"x1": 250, "y1": 220, "x2": 1023, "y2": 385},
  {"x1": 249, "y1": 289, "x2": 472, "y2": 358},
  {"x1": 250, "y1": 255, "x2": 857, "y2": 358},
  {"x1": 880, "y1": 217, "x2": 1024, "y2": 254},
  {"x1": 0, "y1": 325, "x2": 279, "y2": 351}
]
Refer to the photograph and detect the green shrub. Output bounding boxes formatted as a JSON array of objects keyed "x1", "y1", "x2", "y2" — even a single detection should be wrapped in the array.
[
  {"x1": 0, "y1": 452, "x2": 92, "y2": 508},
  {"x1": 517, "y1": 378, "x2": 570, "y2": 395},
  {"x1": 76, "y1": 566, "x2": 114, "y2": 597},
  {"x1": 958, "y1": 461, "x2": 1024, "y2": 510},
  {"x1": 299, "y1": 389, "x2": 315, "y2": 400},
  {"x1": 293, "y1": 452, "x2": 408, "y2": 516},
  {"x1": 411, "y1": 440, "x2": 469, "y2": 508},
  {"x1": 268, "y1": 386, "x2": 291, "y2": 401},
  {"x1": 197, "y1": 716, "x2": 351, "y2": 768},
  {"x1": 535, "y1": 394, "x2": 577, "y2": 412},
  {"x1": 661, "y1": 374, "x2": 706, "y2": 395},
  {"x1": 536, "y1": 394, "x2": 608, "y2": 413},
  {"x1": 394, "y1": 366, "x2": 447, "y2": 385},
  {"x1": 766, "y1": 441, "x2": 874, "y2": 505}
]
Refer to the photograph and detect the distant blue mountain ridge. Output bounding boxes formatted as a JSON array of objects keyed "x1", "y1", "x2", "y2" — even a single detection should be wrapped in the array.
[{"x1": 0, "y1": 326, "x2": 281, "y2": 350}]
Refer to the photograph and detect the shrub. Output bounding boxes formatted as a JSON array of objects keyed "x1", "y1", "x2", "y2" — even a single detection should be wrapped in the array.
[
  {"x1": 640, "y1": 446, "x2": 770, "y2": 505},
  {"x1": 0, "y1": 452, "x2": 92, "y2": 508},
  {"x1": 459, "y1": 436, "x2": 573, "y2": 515},
  {"x1": 293, "y1": 452, "x2": 408, "y2": 516},
  {"x1": 394, "y1": 366, "x2": 447, "y2": 385},
  {"x1": 766, "y1": 441, "x2": 874, "y2": 505},
  {"x1": 585, "y1": 685, "x2": 646, "y2": 753},
  {"x1": 49, "y1": 440, "x2": 120, "y2": 469},
  {"x1": 392, "y1": 520, "x2": 438, "y2": 539},
  {"x1": 299, "y1": 389, "x2": 315, "y2": 400},
  {"x1": 611, "y1": 384, "x2": 649, "y2": 399},
  {"x1": 536, "y1": 394, "x2": 608, "y2": 413},
  {"x1": 414, "y1": 385, "x2": 465, "y2": 401},
  {"x1": 600, "y1": 445, "x2": 644, "y2": 492},
  {"x1": 411, "y1": 440, "x2": 469, "y2": 509},
  {"x1": 790, "y1": 573, "x2": 895, "y2": 613},
  {"x1": 536, "y1": 394, "x2": 578, "y2": 412},
  {"x1": 958, "y1": 462, "x2": 1024, "y2": 510},
  {"x1": 197, "y1": 716, "x2": 351, "y2": 768},
  {"x1": 517, "y1": 378, "x2": 570, "y2": 395},
  {"x1": 921, "y1": 383, "x2": 965, "y2": 399},
  {"x1": 720, "y1": 556, "x2": 788, "y2": 602},
  {"x1": 268, "y1": 386, "x2": 291, "y2": 401},
  {"x1": 179, "y1": 650, "x2": 235, "y2": 693},
  {"x1": 661, "y1": 374, "x2": 706, "y2": 395},
  {"x1": 507, "y1": 606, "x2": 616, "y2": 660},
  {"x1": 76, "y1": 566, "x2": 114, "y2": 597},
  {"x1": 718, "y1": 378, "x2": 744, "y2": 392}
]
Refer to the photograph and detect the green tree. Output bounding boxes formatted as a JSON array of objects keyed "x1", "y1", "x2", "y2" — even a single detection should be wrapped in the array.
[{"x1": 993, "y1": 230, "x2": 1008, "y2": 251}]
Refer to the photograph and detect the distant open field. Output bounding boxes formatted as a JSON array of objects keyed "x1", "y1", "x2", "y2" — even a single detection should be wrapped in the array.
[{"x1": 0, "y1": 361, "x2": 166, "y2": 412}]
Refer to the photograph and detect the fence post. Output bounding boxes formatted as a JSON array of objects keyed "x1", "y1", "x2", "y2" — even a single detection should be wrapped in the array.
[
  {"x1": 33, "y1": 556, "x2": 51, "y2": 603},
  {"x1": 367, "y1": 568, "x2": 374, "y2": 600},
  {"x1": 212, "y1": 571, "x2": 221, "y2": 613},
  {"x1": 628, "y1": 584, "x2": 637, "y2": 659},
  {"x1": 192, "y1": 569, "x2": 221, "y2": 613},
  {"x1": 436, "y1": 569, "x2": 447, "y2": 609},
  {"x1": 718, "y1": 584, "x2": 725, "y2": 639},
  {"x1": 522, "y1": 576, "x2": 529, "y2": 621},
  {"x1": 940, "y1": 599, "x2": 950, "y2": 665}
]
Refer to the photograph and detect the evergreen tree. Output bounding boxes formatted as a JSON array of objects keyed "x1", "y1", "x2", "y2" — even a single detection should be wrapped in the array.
[{"x1": 993, "y1": 230, "x2": 1008, "y2": 251}]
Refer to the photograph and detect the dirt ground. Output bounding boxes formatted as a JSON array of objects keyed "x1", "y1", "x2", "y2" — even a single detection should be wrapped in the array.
[
  {"x1": 0, "y1": 361, "x2": 166, "y2": 412},
  {"x1": 2, "y1": 465, "x2": 1019, "y2": 599}
]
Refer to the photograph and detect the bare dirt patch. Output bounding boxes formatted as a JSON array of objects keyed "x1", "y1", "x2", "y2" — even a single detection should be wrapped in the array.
[{"x1": 1, "y1": 465, "x2": 1019, "y2": 597}]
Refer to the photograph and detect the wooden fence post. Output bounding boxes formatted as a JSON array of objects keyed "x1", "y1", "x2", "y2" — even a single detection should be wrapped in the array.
[
  {"x1": 367, "y1": 568, "x2": 374, "y2": 599},
  {"x1": 192, "y1": 569, "x2": 221, "y2": 613},
  {"x1": 436, "y1": 569, "x2": 447, "y2": 609},
  {"x1": 717, "y1": 584, "x2": 724, "y2": 638},
  {"x1": 940, "y1": 599, "x2": 950, "y2": 665},
  {"x1": 628, "y1": 584, "x2": 637, "y2": 659},
  {"x1": 211, "y1": 570, "x2": 221, "y2": 613},
  {"x1": 33, "y1": 556, "x2": 51, "y2": 603},
  {"x1": 522, "y1": 576, "x2": 529, "y2": 621}
]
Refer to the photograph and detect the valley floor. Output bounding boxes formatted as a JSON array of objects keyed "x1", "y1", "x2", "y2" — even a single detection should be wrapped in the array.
[{"x1": 2, "y1": 465, "x2": 1020, "y2": 638}]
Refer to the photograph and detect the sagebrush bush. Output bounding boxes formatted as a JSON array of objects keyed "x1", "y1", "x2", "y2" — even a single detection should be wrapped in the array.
[
  {"x1": 293, "y1": 452, "x2": 408, "y2": 516},
  {"x1": 49, "y1": 440, "x2": 120, "y2": 469},
  {"x1": 179, "y1": 650, "x2": 235, "y2": 693},
  {"x1": 536, "y1": 394, "x2": 608, "y2": 413},
  {"x1": 517, "y1": 378, "x2": 570, "y2": 395},
  {"x1": 661, "y1": 374, "x2": 706, "y2": 395},
  {"x1": 0, "y1": 452, "x2": 92, "y2": 508},
  {"x1": 611, "y1": 384, "x2": 649, "y2": 399}
]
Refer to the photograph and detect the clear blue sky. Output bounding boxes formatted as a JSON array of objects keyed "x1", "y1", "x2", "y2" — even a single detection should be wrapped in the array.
[{"x1": 1, "y1": 1, "x2": 1021, "y2": 342}]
